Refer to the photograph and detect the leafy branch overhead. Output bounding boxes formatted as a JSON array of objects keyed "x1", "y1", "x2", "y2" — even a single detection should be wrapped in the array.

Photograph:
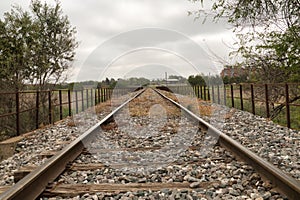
[
  {"x1": 192, "y1": 0, "x2": 299, "y2": 83},
  {"x1": 0, "y1": 0, "x2": 78, "y2": 91},
  {"x1": 191, "y1": 0, "x2": 299, "y2": 120}
]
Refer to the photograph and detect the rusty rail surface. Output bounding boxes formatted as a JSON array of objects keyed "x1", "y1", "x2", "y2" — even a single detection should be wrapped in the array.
[
  {"x1": 0, "y1": 89, "x2": 145, "y2": 200},
  {"x1": 154, "y1": 88, "x2": 300, "y2": 200}
]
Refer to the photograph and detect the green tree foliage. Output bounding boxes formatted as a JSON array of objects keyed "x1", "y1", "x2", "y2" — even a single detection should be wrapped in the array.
[
  {"x1": 98, "y1": 78, "x2": 117, "y2": 88},
  {"x1": 0, "y1": 8, "x2": 36, "y2": 90},
  {"x1": 192, "y1": 0, "x2": 299, "y2": 120},
  {"x1": 116, "y1": 77, "x2": 150, "y2": 87},
  {"x1": 188, "y1": 74, "x2": 206, "y2": 86},
  {"x1": 0, "y1": 1, "x2": 78, "y2": 139},
  {"x1": 188, "y1": 74, "x2": 224, "y2": 86},
  {"x1": 233, "y1": 25, "x2": 299, "y2": 83},
  {"x1": 0, "y1": 0, "x2": 78, "y2": 91},
  {"x1": 193, "y1": 0, "x2": 299, "y2": 83},
  {"x1": 30, "y1": 0, "x2": 78, "y2": 89},
  {"x1": 222, "y1": 75, "x2": 248, "y2": 84}
]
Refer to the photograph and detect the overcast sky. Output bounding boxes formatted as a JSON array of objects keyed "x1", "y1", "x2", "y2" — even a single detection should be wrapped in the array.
[{"x1": 0, "y1": 0, "x2": 238, "y2": 82}]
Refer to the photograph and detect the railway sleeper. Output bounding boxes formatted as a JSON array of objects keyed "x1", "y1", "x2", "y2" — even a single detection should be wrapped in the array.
[{"x1": 41, "y1": 182, "x2": 219, "y2": 198}]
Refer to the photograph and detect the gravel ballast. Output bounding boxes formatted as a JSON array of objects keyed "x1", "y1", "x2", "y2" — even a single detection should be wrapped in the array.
[
  {"x1": 41, "y1": 89, "x2": 287, "y2": 199},
  {"x1": 0, "y1": 88, "x2": 295, "y2": 199}
]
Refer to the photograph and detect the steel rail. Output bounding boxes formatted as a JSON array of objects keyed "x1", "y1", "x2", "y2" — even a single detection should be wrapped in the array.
[
  {"x1": 0, "y1": 89, "x2": 145, "y2": 200},
  {"x1": 153, "y1": 88, "x2": 300, "y2": 200}
]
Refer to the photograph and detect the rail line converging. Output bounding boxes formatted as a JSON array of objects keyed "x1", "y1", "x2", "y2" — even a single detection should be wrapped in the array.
[{"x1": 0, "y1": 87, "x2": 299, "y2": 200}]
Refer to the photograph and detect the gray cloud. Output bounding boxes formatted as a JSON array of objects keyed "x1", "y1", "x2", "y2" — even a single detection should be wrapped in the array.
[{"x1": 1, "y1": 0, "x2": 236, "y2": 81}]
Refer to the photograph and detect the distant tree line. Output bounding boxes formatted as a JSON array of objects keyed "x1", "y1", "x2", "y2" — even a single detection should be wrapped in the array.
[
  {"x1": 57, "y1": 77, "x2": 150, "y2": 91},
  {"x1": 187, "y1": 74, "x2": 224, "y2": 86}
]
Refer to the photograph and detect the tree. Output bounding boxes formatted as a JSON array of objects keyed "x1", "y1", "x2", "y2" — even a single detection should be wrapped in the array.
[
  {"x1": 0, "y1": 0, "x2": 78, "y2": 91},
  {"x1": 192, "y1": 0, "x2": 299, "y2": 83},
  {"x1": 30, "y1": 0, "x2": 78, "y2": 90},
  {"x1": 192, "y1": 0, "x2": 300, "y2": 119},
  {"x1": 0, "y1": 7, "x2": 36, "y2": 91},
  {"x1": 232, "y1": 24, "x2": 299, "y2": 83},
  {"x1": 0, "y1": 1, "x2": 78, "y2": 138},
  {"x1": 188, "y1": 74, "x2": 206, "y2": 86}
]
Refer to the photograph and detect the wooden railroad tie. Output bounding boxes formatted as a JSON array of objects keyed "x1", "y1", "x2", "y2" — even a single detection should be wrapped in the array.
[{"x1": 42, "y1": 182, "x2": 217, "y2": 197}]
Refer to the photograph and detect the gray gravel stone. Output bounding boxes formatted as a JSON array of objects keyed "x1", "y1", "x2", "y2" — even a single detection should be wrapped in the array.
[{"x1": 1, "y1": 90, "x2": 293, "y2": 200}]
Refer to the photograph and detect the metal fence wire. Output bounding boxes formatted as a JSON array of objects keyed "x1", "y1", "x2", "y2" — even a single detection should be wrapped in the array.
[
  {"x1": 169, "y1": 83, "x2": 300, "y2": 130},
  {"x1": 0, "y1": 88, "x2": 117, "y2": 140},
  {"x1": 0, "y1": 84, "x2": 299, "y2": 141}
]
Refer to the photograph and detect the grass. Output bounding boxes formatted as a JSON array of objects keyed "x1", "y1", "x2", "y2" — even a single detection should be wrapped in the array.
[
  {"x1": 225, "y1": 97, "x2": 300, "y2": 130},
  {"x1": 273, "y1": 106, "x2": 300, "y2": 129}
]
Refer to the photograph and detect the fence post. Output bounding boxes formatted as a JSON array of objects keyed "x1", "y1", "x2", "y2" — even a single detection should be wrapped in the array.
[
  {"x1": 231, "y1": 84, "x2": 234, "y2": 108},
  {"x1": 36, "y1": 91, "x2": 39, "y2": 129},
  {"x1": 265, "y1": 84, "x2": 270, "y2": 118},
  {"x1": 81, "y1": 90, "x2": 84, "y2": 111},
  {"x1": 223, "y1": 85, "x2": 227, "y2": 106},
  {"x1": 75, "y1": 90, "x2": 79, "y2": 114},
  {"x1": 200, "y1": 86, "x2": 203, "y2": 99},
  {"x1": 285, "y1": 83, "x2": 291, "y2": 128},
  {"x1": 193, "y1": 86, "x2": 196, "y2": 97},
  {"x1": 240, "y1": 84, "x2": 244, "y2": 110},
  {"x1": 251, "y1": 84, "x2": 255, "y2": 115},
  {"x1": 86, "y1": 89, "x2": 89, "y2": 108},
  {"x1": 108, "y1": 88, "x2": 111, "y2": 100},
  {"x1": 95, "y1": 89, "x2": 97, "y2": 105},
  {"x1": 100, "y1": 88, "x2": 103, "y2": 102},
  {"x1": 90, "y1": 89, "x2": 93, "y2": 106},
  {"x1": 106, "y1": 88, "x2": 109, "y2": 100},
  {"x1": 217, "y1": 85, "x2": 220, "y2": 104},
  {"x1": 207, "y1": 86, "x2": 210, "y2": 101},
  {"x1": 48, "y1": 90, "x2": 52, "y2": 124},
  {"x1": 212, "y1": 86, "x2": 215, "y2": 103},
  {"x1": 68, "y1": 89, "x2": 71, "y2": 116},
  {"x1": 16, "y1": 91, "x2": 20, "y2": 136},
  {"x1": 98, "y1": 88, "x2": 100, "y2": 103},
  {"x1": 59, "y1": 90, "x2": 63, "y2": 120}
]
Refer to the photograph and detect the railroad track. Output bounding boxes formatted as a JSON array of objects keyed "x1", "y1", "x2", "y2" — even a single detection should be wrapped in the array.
[{"x1": 0, "y1": 88, "x2": 299, "y2": 200}]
